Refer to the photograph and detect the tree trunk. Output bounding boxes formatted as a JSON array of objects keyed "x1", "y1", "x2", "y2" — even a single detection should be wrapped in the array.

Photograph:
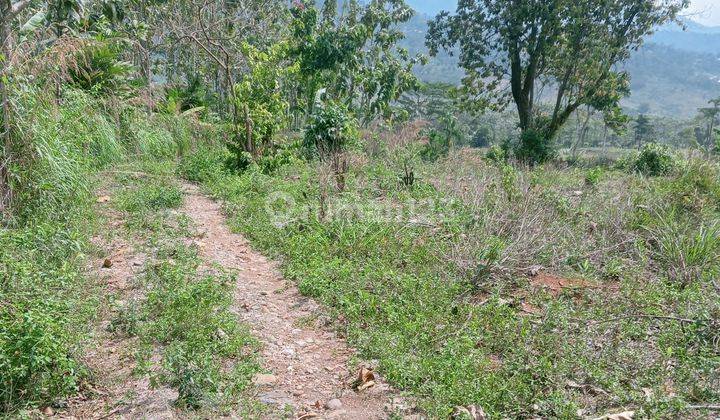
[
  {"x1": 571, "y1": 109, "x2": 592, "y2": 158},
  {"x1": 1, "y1": 0, "x2": 13, "y2": 215}
]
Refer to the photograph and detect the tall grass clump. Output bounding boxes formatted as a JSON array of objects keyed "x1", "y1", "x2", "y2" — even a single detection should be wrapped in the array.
[{"x1": 119, "y1": 107, "x2": 188, "y2": 159}]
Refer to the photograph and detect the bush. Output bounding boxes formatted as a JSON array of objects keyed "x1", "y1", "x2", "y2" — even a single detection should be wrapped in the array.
[
  {"x1": 513, "y1": 128, "x2": 556, "y2": 165},
  {"x1": 303, "y1": 102, "x2": 358, "y2": 159},
  {"x1": 256, "y1": 140, "x2": 301, "y2": 175},
  {"x1": 67, "y1": 39, "x2": 136, "y2": 96},
  {"x1": 178, "y1": 147, "x2": 231, "y2": 183},
  {"x1": 162, "y1": 77, "x2": 214, "y2": 115},
  {"x1": 485, "y1": 145, "x2": 507, "y2": 164},
  {"x1": 631, "y1": 143, "x2": 677, "y2": 176},
  {"x1": 420, "y1": 129, "x2": 452, "y2": 162}
]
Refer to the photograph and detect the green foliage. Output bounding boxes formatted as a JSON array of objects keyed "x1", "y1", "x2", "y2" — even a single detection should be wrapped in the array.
[
  {"x1": 427, "y1": 0, "x2": 686, "y2": 146},
  {"x1": 255, "y1": 140, "x2": 302, "y2": 175},
  {"x1": 419, "y1": 129, "x2": 451, "y2": 162},
  {"x1": 485, "y1": 145, "x2": 507, "y2": 164},
  {"x1": 631, "y1": 143, "x2": 678, "y2": 176},
  {"x1": 513, "y1": 128, "x2": 557, "y2": 165},
  {"x1": 7, "y1": 89, "x2": 128, "y2": 222},
  {"x1": 634, "y1": 114, "x2": 654, "y2": 148},
  {"x1": 163, "y1": 77, "x2": 213, "y2": 115},
  {"x1": 177, "y1": 147, "x2": 231, "y2": 183},
  {"x1": 120, "y1": 107, "x2": 187, "y2": 158},
  {"x1": 117, "y1": 182, "x2": 183, "y2": 214},
  {"x1": 584, "y1": 167, "x2": 604, "y2": 187},
  {"x1": 0, "y1": 222, "x2": 94, "y2": 412},
  {"x1": 289, "y1": 0, "x2": 422, "y2": 122},
  {"x1": 303, "y1": 102, "x2": 358, "y2": 158},
  {"x1": 644, "y1": 213, "x2": 720, "y2": 287},
  {"x1": 229, "y1": 42, "x2": 291, "y2": 161},
  {"x1": 67, "y1": 39, "x2": 136, "y2": 96}
]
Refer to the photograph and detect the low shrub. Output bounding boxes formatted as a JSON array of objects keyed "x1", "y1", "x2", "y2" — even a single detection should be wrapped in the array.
[
  {"x1": 0, "y1": 221, "x2": 95, "y2": 412},
  {"x1": 303, "y1": 102, "x2": 358, "y2": 159},
  {"x1": 117, "y1": 182, "x2": 183, "y2": 214},
  {"x1": 485, "y1": 145, "x2": 507, "y2": 164},
  {"x1": 420, "y1": 129, "x2": 452, "y2": 162},
  {"x1": 513, "y1": 129, "x2": 556, "y2": 165},
  {"x1": 178, "y1": 147, "x2": 232, "y2": 183},
  {"x1": 585, "y1": 167, "x2": 604, "y2": 187},
  {"x1": 255, "y1": 140, "x2": 302, "y2": 175},
  {"x1": 630, "y1": 143, "x2": 677, "y2": 176}
]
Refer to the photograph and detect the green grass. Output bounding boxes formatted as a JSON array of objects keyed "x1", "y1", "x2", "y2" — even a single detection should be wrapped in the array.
[
  {"x1": 0, "y1": 218, "x2": 98, "y2": 412},
  {"x1": 184, "y1": 144, "x2": 720, "y2": 419},
  {"x1": 0, "y1": 88, "x2": 209, "y2": 415},
  {"x1": 108, "y1": 162, "x2": 262, "y2": 414}
]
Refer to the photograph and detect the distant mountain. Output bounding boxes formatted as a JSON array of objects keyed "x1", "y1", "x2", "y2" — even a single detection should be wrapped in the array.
[
  {"x1": 650, "y1": 21, "x2": 720, "y2": 54},
  {"x1": 620, "y1": 44, "x2": 720, "y2": 117},
  {"x1": 399, "y1": 12, "x2": 720, "y2": 118}
]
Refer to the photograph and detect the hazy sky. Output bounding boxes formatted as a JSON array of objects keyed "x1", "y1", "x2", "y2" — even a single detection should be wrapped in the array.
[{"x1": 687, "y1": 0, "x2": 720, "y2": 26}]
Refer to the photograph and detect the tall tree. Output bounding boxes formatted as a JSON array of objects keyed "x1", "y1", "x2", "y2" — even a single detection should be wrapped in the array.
[
  {"x1": 698, "y1": 97, "x2": 720, "y2": 149},
  {"x1": 426, "y1": 0, "x2": 687, "y2": 162},
  {"x1": 634, "y1": 114, "x2": 653, "y2": 148}
]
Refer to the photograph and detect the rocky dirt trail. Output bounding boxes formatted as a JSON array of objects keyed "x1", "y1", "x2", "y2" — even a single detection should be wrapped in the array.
[
  {"x1": 182, "y1": 183, "x2": 397, "y2": 419},
  {"x1": 65, "y1": 193, "x2": 178, "y2": 419}
]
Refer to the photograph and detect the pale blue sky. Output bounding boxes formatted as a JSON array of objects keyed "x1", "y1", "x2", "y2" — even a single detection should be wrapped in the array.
[{"x1": 688, "y1": 0, "x2": 720, "y2": 26}]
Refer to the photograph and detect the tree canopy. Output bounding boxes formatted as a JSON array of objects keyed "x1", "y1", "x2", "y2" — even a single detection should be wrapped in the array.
[{"x1": 426, "y1": 0, "x2": 688, "y2": 162}]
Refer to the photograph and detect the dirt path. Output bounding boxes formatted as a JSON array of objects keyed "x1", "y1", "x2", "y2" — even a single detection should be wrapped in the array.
[
  {"x1": 66, "y1": 194, "x2": 178, "y2": 419},
  {"x1": 182, "y1": 183, "x2": 394, "y2": 419}
]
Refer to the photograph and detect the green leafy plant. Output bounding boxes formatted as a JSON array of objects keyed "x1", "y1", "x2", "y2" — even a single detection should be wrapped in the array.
[
  {"x1": 513, "y1": 128, "x2": 557, "y2": 165},
  {"x1": 585, "y1": 167, "x2": 604, "y2": 187},
  {"x1": 67, "y1": 39, "x2": 136, "y2": 96},
  {"x1": 229, "y1": 42, "x2": 292, "y2": 163},
  {"x1": 632, "y1": 142, "x2": 677, "y2": 176},
  {"x1": 485, "y1": 145, "x2": 507, "y2": 164},
  {"x1": 420, "y1": 129, "x2": 451, "y2": 162},
  {"x1": 303, "y1": 101, "x2": 357, "y2": 159}
]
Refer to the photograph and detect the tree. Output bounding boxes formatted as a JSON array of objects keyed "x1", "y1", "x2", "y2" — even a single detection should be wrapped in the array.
[
  {"x1": 634, "y1": 114, "x2": 654, "y2": 149},
  {"x1": 698, "y1": 97, "x2": 720, "y2": 149},
  {"x1": 426, "y1": 0, "x2": 687, "y2": 163},
  {"x1": 289, "y1": 0, "x2": 422, "y2": 125}
]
